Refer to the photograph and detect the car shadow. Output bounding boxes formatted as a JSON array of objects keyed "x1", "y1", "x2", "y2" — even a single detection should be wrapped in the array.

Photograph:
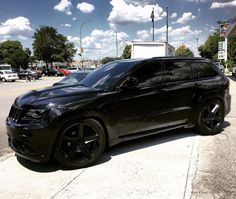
[
  {"x1": 17, "y1": 121, "x2": 231, "y2": 172},
  {"x1": 228, "y1": 76, "x2": 236, "y2": 82},
  {"x1": 108, "y1": 128, "x2": 195, "y2": 157},
  {"x1": 16, "y1": 128, "x2": 195, "y2": 172}
]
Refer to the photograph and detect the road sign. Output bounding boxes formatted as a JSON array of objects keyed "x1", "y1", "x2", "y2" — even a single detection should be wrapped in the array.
[
  {"x1": 220, "y1": 23, "x2": 229, "y2": 37},
  {"x1": 218, "y1": 50, "x2": 225, "y2": 60},
  {"x1": 218, "y1": 41, "x2": 225, "y2": 51}
]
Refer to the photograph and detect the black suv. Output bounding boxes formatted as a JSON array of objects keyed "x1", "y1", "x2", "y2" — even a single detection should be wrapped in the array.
[{"x1": 6, "y1": 57, "x2": 231, "y2": 168}]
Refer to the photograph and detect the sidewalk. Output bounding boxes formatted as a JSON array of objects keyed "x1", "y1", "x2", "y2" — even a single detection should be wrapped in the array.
[{"x1": 0, "y1": 130, "x2": 198, "y2": 199}]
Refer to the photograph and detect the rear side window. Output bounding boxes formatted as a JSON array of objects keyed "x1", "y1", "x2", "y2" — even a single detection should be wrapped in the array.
[
  {"x1": 164, "y1": 61, "x2": 192, "y2": 82},
  {"x1": 132, "y1": 61, "x2": 163, "y2": 88},
  {"x1": 190, "y1": 62, "x2": 218, "y2": 78}
]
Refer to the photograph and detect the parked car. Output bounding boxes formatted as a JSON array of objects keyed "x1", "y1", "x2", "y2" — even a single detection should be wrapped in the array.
[
  {"x1": 232, "y1": 65, "x2": 236, "y2": 77},
  {"x1": 42, "y1": 68, "x2": 63, "y2": 76},
  {"x1": 58, "y1": 68, "x2": 71, "y2": 76},
  {"x1": 6, "y1": 57, "x2": 231, "y2": 169},
  {"x1": 0, "y1": 70, "x2": 19, "y2": 82},
  {"x1": 213, "y1": 62, "x2": 225, "y2": 73},
  {"x1": 67, "y1": 67, "x2": 81, "y2": 73},
  {"x1": 53, "y1": 71, "x2": 90, "y2": 86},
  {"x1": 83, "y1": 67, "x2": 96, "y2": 71},
  {"x1": 18, "y1": 69, "x2": 41, "y2": 80}
]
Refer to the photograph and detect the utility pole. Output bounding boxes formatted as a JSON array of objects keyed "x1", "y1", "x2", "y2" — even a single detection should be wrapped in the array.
[
  {"x1": 80, "y1": 19, "x2": 90, "y2": 68},
  {"x1": 150, "y1": 8, "x2": 155, "y2": 42},
  {"x1": 166, "y1": 7, "x2": 168, "y2": 43},
  {"x1": 116, "y1": 32, "x2": 119, "y2": 58},
  {"x1": 196, "y1": 38, "x2": 199, "y2": 56}
]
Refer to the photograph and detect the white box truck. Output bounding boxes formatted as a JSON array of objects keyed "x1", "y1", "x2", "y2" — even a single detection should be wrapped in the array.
[{"x1": 131, "y1": 41, "x2": 175, "y2": 59}]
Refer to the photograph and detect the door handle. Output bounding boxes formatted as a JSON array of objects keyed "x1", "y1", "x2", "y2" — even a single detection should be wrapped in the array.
[
  {"x1": 194, "y1": 83, "x2": 201, "y2": 87},
  {"x1": 158, "y1": 88, "x2": 167, "y2": 93}
]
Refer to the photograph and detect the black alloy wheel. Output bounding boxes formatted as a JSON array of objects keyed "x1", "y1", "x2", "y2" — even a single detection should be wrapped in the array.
[
  {"x1": 197, "y1": 99, "x2": 224, "y2": 135},
  {"x1": 54, "y1": 119, "x2": 106, "y2": 169}
]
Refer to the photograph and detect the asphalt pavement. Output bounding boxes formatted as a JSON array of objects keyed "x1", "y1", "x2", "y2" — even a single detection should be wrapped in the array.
[{"x1": 0, "y1": 77, "x2": 236, "y2": 199}]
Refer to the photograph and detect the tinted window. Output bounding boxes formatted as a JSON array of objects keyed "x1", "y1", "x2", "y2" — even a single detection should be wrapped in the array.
[
  {"x1": 80, "y1": 60, "x2": 140, "y2": 90},
  {"x1": 164, "y1": 61, "x2": 192, "y2": 82},
  {"x1": 191, "y1": 62, "x2": 217, "y2": 78},
  {"x1": 60, "y1": 72, "x2": 88, "y2": 84},
  {"x1": 131, "y1": 61, "x2": 162, "y2": 88}
]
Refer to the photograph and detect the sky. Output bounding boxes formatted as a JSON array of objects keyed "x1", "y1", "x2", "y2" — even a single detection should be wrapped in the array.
[{"x1": 0, "y1": 0, "x2": 235, "y2": 60}]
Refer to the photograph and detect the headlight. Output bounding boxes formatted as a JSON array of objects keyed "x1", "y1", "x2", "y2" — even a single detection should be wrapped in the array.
[{"x1": 25, "y1": 109, "x2": 49, "y2": 119}]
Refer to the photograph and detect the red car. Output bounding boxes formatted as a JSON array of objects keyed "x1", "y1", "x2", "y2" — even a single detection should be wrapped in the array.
[{"x1": 58, "y1": 68, "x2": 71, "y2": 76}]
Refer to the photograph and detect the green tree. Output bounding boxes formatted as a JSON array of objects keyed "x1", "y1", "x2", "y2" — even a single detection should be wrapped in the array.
[
  {"x1": 32, "y1": 26, "x2": 76, "y2": 68},
  {"x1": 175, "y1": 45, "x2": 194, "y2": 57},
  {"x1": 228, "y1": 37, "x2": 236, "y2": 62},
  {"x1": 101, "y1": 57, "x2": 120, "y2": 64},
  {"x1": 122, "y1": 45, "x2": 131, "y2": 59},
  {"x1": 0, "y1": 40, "x2": 29, "y2": 69},
  {"x1": 198, "y1": 33, "x2": 223, "y2": 60}
]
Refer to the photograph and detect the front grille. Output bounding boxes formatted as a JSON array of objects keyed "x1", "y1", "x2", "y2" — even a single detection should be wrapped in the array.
[{"x1": 9, "y1": 105, "x2": 23, "y2": 122}]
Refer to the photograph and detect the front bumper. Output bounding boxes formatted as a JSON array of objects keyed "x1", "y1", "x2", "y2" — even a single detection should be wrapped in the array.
[
  {"x1": 5, "y1": 77, "x2": 19, "y2": 81},
  {"x1": 6, "y1": 120, "x2": 58, "y2": 163}
]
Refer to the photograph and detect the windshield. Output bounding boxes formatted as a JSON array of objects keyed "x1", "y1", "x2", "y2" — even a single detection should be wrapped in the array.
[
  {"x1": 80, "y1": 60, "x2": 140, "y2": 90},
  {"x1": 4, "y1": 71, "x2": 13, "y2": 74},
  {"x1": 60, "y1": 72, "x2": 88, "y2": 84}
]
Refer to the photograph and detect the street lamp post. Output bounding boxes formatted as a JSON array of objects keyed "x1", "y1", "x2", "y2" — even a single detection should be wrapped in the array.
[{"x1": 80, "y1": 19, "x2": 90, "y2": 68}]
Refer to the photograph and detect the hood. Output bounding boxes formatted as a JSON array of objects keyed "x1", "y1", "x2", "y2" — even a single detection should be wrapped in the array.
[{"x1": 16, "y1": 84, "x2": 99, "y2": 107}]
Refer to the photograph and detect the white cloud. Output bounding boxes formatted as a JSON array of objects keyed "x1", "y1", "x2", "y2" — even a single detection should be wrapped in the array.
[
  {"x1": 67, "y1": 36, "x2": 80, "y2": 43},
  {"x1": 185, "y1": 0, "x2": 209, "y2": 3},
  {"x1": 173, "y1": 12, "x2": 196, "y2": 24},
  {"x1": 77, "y1": 2, "x2": 95, "y2": 13},
  {"x1": 71, "y1": 29, "x2": 129, "y2": 59},
  {"x1": 124, "y1": 0, "x2": 155, "y2": 6},
  {"x1": 0, "y1": 35, "x2": 11, "y2": 42},
  {"x1": 18, "y1": 35, "x2": 27, "y2": 40},
  {"x1": 72, "y1": 17, "x2": 77, "y2": 21},
  {"x1": 108, "y1": 0, "x2": 165, "y2": 25},
  {"x1": 171, "y1": 12, "x2": 177, "y2": 19},
  {"x1": 136, "y1": 25, "x2": 173, "y2": 41},
  {"x1": 161, "y1": 12, "x2": 167, "y2": 17},
  {"x1": 61, "y1": 23, "x2": 71, "y2": 27},
  {"x1": 136, "y1": 25, "x2": 202, "y2": 56},
  {"x1": 54, "y1": 0, "x2": 72, "y2": 15},
  {"x1": 210, "y1": 0, "x2": 236, "y2": 9},
  {"x1": 0, "y1": 16, "x2": 33, "y2": 36}
]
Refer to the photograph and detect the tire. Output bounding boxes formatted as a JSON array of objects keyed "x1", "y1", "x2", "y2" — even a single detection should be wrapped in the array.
[
  {"x1": 54, "y1": 118, "x2": 106, "y2": 169},
  {"x1": 2, "y1": 78, "x2": 6, "y2": 82},
  {"x1": 12, "y1": 80, "x2": 15, "y2": 82},
  {"x1": 196, "y1": 99, "x2": 224, "y2": 135}
]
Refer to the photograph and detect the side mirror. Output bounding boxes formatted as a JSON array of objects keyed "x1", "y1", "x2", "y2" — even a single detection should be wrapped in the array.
[{"x1": 120, "y1": 76, "x2": 139, "y2": 90}]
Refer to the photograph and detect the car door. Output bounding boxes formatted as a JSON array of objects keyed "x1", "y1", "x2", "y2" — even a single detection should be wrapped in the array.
[
  {"x1": 0, "y1": 71, "x2": 3, "y2": 80},
  {"x1": 113, "y1": 60, "x2": 172, "y2": 137},
  {"x1": 162, "y1": 60, "x2": 195, "y2": 127}
]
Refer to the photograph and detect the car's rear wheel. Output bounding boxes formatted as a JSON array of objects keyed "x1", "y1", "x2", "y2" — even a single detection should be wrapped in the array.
[
  {"x1": 54, "y1": 119, "x2": 106, "y2": 169},
  {"x1": 2, "y1": 77, "x2": 6, "y2": 82},
  {"x1": 196, "y1": 99, "x2": 224, "y2": 135}
]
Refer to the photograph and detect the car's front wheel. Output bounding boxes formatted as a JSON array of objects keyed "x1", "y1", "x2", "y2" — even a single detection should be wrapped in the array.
[
  {"x1": 2, "y1": 77, "x2": 6, "y2": 82},
  {"x1": 54, "y1": 118, "x2": 106, "y2": 169},
  {"x1": 196, "y1": 99, "x2": 224, "y2": 135}
]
